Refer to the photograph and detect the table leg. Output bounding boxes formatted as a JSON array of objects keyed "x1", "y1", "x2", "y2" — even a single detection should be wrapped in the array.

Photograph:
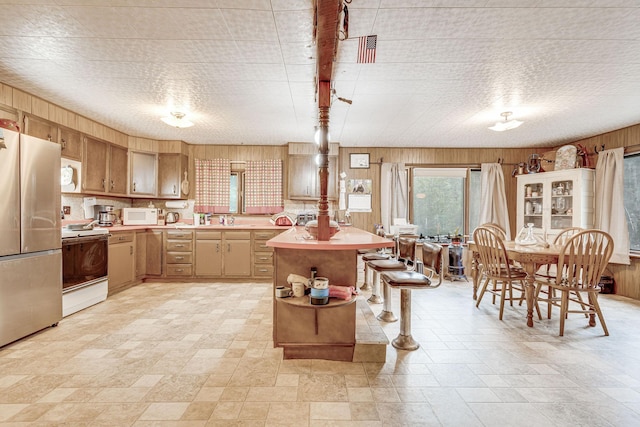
[
  {"x1": 471, "y1": 252, "x2": 480, "y2": 300},
  {"x1": 522, "y1": 262, "x2": 538, "y2": 328}
]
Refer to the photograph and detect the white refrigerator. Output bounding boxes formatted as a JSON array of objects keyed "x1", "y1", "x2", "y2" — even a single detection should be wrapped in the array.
[{"x1": 0, "y1": 127, "x2": 62, "y2": 348}]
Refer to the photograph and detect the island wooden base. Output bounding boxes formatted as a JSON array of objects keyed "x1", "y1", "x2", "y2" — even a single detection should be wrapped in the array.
[{"x1": 268, "y1": 228, "x2": 394, "y2": 362}]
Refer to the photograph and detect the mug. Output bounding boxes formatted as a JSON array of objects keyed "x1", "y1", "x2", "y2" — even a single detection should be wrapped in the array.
[
  {"x1": 292, "y1": 282, "x2": 305, "y2": 298},
  {"x1": 313, "y1": 277, "x2": 329, "y2": 289},
  {"x1": 275, "y1": 286, "x2": 292, "y2": 298}
]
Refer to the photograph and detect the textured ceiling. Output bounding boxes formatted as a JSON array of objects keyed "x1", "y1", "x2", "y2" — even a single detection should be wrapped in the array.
[{"x1": 1, "y1": 1, "x2": 640, "y2": 148}]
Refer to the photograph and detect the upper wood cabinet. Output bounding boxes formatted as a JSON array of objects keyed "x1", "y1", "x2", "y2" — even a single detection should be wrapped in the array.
[
  {"x1": 58, "y1": 127, "x2": 82, "y2": 161},
  {"x1": 109, "y1": 144, "x2": 128, "y2": 196},
  {"x1": 23, "y1": 115, "x2": 82, "y2": 160},
  {"x1": 129, "y1": 151, "x2": 157, "y2": 196},
  {"x1": 81, "y1": 136, "x2": 127, "y2": 195},
  {"x1": 23, "y1": 114, "x2": 57, "y2": 142},
  {"x1": 82, "y1": 136, "x2": 109, "y2": 193},
  {"x1": 287, "y1": 142, "x2": 338, "y2": 200},
  {"x1": 158, "y1": 153, "x2": 188, "y2": 199}
]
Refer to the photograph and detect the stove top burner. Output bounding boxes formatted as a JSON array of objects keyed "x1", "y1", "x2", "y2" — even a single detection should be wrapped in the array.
[{"x1": 62, "y1": 227, "x2": 110, "y2": 239}]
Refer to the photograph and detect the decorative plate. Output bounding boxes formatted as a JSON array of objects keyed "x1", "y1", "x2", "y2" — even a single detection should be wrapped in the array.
[
  {"x1": 555, "y1": 145, "x2": 577, "y2": 170},
  {"x1": 61, "y1": 166, "x2": 74, "y2": 186}
]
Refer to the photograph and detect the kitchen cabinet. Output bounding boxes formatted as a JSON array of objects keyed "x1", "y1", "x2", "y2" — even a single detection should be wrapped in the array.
[
  {"x1": 253, "y1": 230, "x2": 279, "y2": 278},
  {"x1": 195, "y1": 230, "x2": 252, "y2": 278},
  {"x1": 108, "y1": 232, "x2": 136, "y2": 294},
  {"x1": 516, "y1": 168, "x2": 594, "y2": 240},
  {"x1": 130, "y1": 151, "x2": 157, "y2": 196},
  {"x1": 23, "y1": 114, "x2": 57, "y2": 142},
  {"x1": 195, "y1": 231, "x2": 222, "y2": 277},
  {"x1": 164, "y1": 230, "x2": 193, "y2": 277},
  {"x1": 158, "y1": 153, "x2": 188, "y2": 199},
  {"x1": 23, "y1": 115, "x2": 82, "y2": 160},
  {"x1": 135, "y1": 231, "x2": 147, "y2": 279},
  {"x1": 81, "y1": 136, "x2": 127, "y2": 195},
  {"x1": 224, "y1": 231, "x2": 251, "y2": 276},
  {"x1": 146, "y1": 230, "x2": 163, "y2": 276},
  {"x1": 59, "y1": 126, "x2": 82, "y2": 161},
  {"x1": 82, "y1": 136, "x2": 109, "y2": 193},
  {"x1": 287, "y1": 142, "x2": 338, "y2": 200},
  {"x1": 109, "y1": 144, "x2": 128, "y2": 196}
]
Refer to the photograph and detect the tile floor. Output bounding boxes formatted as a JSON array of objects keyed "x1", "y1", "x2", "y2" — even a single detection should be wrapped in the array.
[{"x1": 1, "y1": 280, "x2": 640, "y2": 426}]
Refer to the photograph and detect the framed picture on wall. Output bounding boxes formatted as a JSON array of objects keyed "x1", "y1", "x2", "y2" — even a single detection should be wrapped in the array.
[{"x1": 350, "y1": 153, "x2": 370, "y2": 169}]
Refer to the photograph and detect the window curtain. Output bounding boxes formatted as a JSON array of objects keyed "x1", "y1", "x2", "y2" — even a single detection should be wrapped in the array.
[
  {"x1": 194, "y1": 158, "x2": 230, "y2": 214},
  {"x1": 245, "y1": 160, "x2": 284, "y2": 214},
  {"x1": 595, "y1": 147, "x2": 630, "y2": 264},
  {"x1": 479, "y1": 163, "x2": 511, "y2": 239},
  {"x1": 380, "y1": 163, "x2": 408, "y2": 231}
]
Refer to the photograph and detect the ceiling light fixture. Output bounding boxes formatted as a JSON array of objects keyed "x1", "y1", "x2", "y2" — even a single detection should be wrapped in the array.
[
  {"x1": 161, "y1": 111, "x2": 194, "y2": 128},
  {"x1": 488, "y1": 111, "x2": 523, "y2": 132}
]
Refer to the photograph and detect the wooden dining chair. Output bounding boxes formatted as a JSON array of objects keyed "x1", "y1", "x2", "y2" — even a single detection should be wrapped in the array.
[
  {"x1": 478, "y1": 222, "x2": 507, "y2": 240},
  {"x1": 535, "y1": 229, "x2": 614, "y2": 336},
  {"x1": 473, "y1": 226, "x2": 528, "y2": 320},
  {"x1": 536, "y1": 227, "x2": 584, "y2": 318}
]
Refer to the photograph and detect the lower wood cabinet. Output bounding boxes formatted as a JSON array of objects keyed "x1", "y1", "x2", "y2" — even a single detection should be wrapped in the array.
[
  {"x1": 224, "y1": 232, "x2": 251, "y2": 277},
  {"x1": 108, "y1": 232, "x2": 135, "y2": 294},
  {"x1": 164, "y1": 230, "x2": 193, "y2": 277},
  {"x1": 146, "y1": 230, "x2": 163, "y2": 276},
  {"x1": 195, "y1": 231, "x2": 222, "y2": 277}
]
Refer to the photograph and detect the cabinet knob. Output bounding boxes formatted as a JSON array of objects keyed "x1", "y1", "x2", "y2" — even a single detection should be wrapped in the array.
[
  {"x1": 132, "y1": 182, "x2": 136, "y2": 192},
  {"x1": 175, "y1": 256, "x2": 184, "y2": 260},
  {"x1": 61, "y1": 138, "x2": 66, "y2": 149}
]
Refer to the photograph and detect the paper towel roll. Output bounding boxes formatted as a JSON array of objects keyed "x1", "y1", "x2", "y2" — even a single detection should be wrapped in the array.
[{"x1": 165, "y1": 201, "x2": 187, "y2": 209}]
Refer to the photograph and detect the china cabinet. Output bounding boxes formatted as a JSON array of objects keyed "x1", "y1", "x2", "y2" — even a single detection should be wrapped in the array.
[{"x1": 516, "y1": 168, "x2": 594, "y2": 240}]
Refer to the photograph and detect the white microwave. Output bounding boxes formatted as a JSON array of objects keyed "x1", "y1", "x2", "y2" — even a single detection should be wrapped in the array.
[{"x1": 122, "y1": 208, "x2": 158, "y2": 225}]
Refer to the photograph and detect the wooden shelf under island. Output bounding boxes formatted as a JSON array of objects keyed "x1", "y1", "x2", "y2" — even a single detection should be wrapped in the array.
[{"x1": 267, "y1": 226, "x2": 395, "y2": 361}]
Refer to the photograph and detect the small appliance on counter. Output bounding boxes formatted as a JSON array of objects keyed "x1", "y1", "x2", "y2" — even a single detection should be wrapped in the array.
[
  {"x1": 94, "y1": 205, "x2": 116, "y2": 226},
  {"x1": 122, "y1": 207, "x2": 158, "y2": 225},
  {"x1": 296, "y1": 212, "x2": 316, "y2": 226},
  {"x1": 166, "y1": 211, "x2": 180, "y2": 224}
]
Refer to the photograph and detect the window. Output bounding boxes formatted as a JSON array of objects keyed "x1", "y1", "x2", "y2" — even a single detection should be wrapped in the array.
[
  {"x1": 412, "y1": 168, "x2": 467, "y2": 237},
  {"x1": 468, "y1": 169, "x2": 482, "y2": 233},
  {"x1": 624, "y1": 153, "x2": 640, "y2": 251},
  {"x1": 229, "y1": 171, "x2": 245, "y2": 214}
]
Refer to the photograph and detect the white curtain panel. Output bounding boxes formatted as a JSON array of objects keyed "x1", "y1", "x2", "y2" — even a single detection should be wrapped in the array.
[
  {"x1": 595, "y1": 147, "x2": 630, "y2": 265},
  {"x1": 479, "y1": 163, "x2": 512, "y2": 239},
  {"x1": 380, "y1": 163, "x2": 408, "y2": 231}
]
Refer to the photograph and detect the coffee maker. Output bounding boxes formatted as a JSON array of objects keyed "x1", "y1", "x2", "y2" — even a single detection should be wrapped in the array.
[{"x1": 94, "y1": 204, "x2": 116, "y2": 226}]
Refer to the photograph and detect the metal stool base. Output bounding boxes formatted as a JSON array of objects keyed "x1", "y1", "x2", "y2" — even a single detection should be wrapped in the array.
[
  {"x1": 367, "y1": 294, "x2": 383, "y2": 304},
  {"x1": 376, "y1": 310, "x2": 398, "y2": 322},
  {"x1": 392, "y1": 334, "x2": 420, "y2": 351}
]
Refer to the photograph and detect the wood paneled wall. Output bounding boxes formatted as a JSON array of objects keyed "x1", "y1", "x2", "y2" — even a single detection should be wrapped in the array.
[
  {"x1": 555, "y1": 124, "x2": 640, "y2": 300},
  {"x1": 338, "y1": 146, "x2": 537, "y2": 237}
]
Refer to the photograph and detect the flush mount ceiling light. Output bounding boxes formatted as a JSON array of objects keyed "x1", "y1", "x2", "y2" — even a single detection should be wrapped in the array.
[
  {"x1": 161, "y1": 111, "x2": 194, "y2": 128},
  {"x1": 488, "y1": 111, "x2": 523, "y2": 132}
]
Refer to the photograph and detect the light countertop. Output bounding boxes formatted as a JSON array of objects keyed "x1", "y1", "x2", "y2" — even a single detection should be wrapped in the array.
[{"x1": 266, "y1": 226, "x2": 394, "y2": 250}]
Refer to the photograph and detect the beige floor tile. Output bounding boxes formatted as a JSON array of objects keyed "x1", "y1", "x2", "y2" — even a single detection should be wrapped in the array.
[{"x1": 2, "y1": 281, "x2": 640, "y2": 427}]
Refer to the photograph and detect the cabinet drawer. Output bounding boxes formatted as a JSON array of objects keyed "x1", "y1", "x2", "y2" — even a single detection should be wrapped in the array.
[
  {"x1": 166, "y1": 230, "x2": 193, "y2": 240},
  {"x1": 253, "y1": 240, "x2": 273, "y2": 252},
  {"x1": 254, "y1": 230, "x2": 279, "y2": 240},
  {"x1": 166, "y1": 252, "x2": 193, "y2": 264},
  {"x1": 253, "y1": 264, "x2": 274, "y2": 277},
  {"x1": 166, "y1": 240, "x2": 193, "y2": 251},
  {"x1": 254, "y1": 251, "x2": 273, "y2": 264},
  {"x1": 166, "y1": 264, "x2": 192, "y2": 276},
  {"x1": 225, "y1": 231, "x2": 251, "y2": 240},
  {"x1": 109, "y1": 232, "x2": 134, "y2": 244},
  {"x1": 196, "y1": 231, "x2": 222, "y2": 240}
]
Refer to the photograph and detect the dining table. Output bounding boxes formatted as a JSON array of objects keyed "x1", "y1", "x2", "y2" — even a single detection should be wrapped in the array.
[{"x1": 468, "y1": 240, "x2": 562, "y2": 327}]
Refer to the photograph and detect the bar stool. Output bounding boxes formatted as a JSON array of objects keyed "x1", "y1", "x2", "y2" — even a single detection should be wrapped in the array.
[
  {"x1": 381, "y1": 242, "x2": 444, "y2": 351},
  {"x1": 360, "y1": 249, "x2": 389, "y2": 292},
  {"x1": 366, "y1": 236, "x2": 417, "y2": 322}
]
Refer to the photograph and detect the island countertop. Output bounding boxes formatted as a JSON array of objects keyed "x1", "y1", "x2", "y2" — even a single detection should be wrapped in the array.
[{"x1": 266, "y1": 226, "x2": 394, "y2": 250}]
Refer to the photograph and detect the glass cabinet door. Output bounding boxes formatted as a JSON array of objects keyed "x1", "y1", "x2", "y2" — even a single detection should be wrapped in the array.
[
  {"x1": 523, "y1": 181, "x2": 544, "y2": 229},
  {"x1": 550, "y1": 179, "x2": 574, "y2": 230}
]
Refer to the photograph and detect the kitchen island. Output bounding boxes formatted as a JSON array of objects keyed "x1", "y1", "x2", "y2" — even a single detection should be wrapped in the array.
[{"x1": 267, "y1": 226, "x2": 394, "y2": 361}]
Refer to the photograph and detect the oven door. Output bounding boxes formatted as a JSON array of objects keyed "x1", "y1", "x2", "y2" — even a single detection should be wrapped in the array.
[{"x1": 62, "y1": 235, "x2": 108, "y2": 292}]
